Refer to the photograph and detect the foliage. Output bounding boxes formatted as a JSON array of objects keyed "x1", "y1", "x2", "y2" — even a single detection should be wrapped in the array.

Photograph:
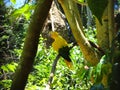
[
  {"x1": 84, "y1": 28, "x2": 97, "y2": 43},
  {"x1": 0, "y1": 27, "x2": 114, "y2": 90},
  {"x1": 1, "y1": 0, "x2": 120, "y2": 89},
  {"x1": 0, "y1": 34, "x2": 94, "y2": 89},
  {"x1": 0, "y1": 24, "x2": 109, "y2": 89},
  {"x1": 25, "y1": 37, "x2": 91, "y2": 89},
  {"x1": 0, "y1": 1, "x2": 29, "y2": 89},
  {"x1": 10, "y1": 4, "x2": 36, "y2": 20},
  {"x1": 25, "y1": 29, "x2": 102, "y2": 89},
  {"x1": 1, "y1": 62, "x2": 17, "y2": 72},
  {"x1": 0, "y1": 62, "x2": 18, "y2": 89}
]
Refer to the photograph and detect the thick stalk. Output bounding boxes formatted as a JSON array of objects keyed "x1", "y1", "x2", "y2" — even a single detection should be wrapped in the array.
[
  {"x1": 96, "y1": 7, "x2": 109, "y2": 51},
  {"x1": 108, "y1": 0, "x2": 114, "y2": 47},
  {"x1": 10, "y1": 0, "x2": 53, "y2": 90}
]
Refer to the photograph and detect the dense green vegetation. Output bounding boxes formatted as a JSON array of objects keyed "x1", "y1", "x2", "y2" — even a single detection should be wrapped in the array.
[
  {"x1": 0, "y1": 32, "x2": 98, "y2": 90},
  {"x1": 0, "y1": 0, "x2": 120, "y2": 90},
  {"x1": 0, "y1": 3, "x2": 97, "y2": 88}
]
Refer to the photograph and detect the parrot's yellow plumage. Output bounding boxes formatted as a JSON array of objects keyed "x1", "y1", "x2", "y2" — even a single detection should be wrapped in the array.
[
  {"x1": 50, "y1": 31, "x2": 68, "y2": 51},
  {"x1": 50, "y1": 31, "x2": 73, "y2": 69}
]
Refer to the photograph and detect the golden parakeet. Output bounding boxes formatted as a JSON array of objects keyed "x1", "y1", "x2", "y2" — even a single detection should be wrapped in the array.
[{"x1": 50, "y1": 31, "x2": 73, "y2": 68}]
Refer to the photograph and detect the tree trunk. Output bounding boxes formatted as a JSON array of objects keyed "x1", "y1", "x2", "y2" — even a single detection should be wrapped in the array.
[
  {"x1": 10, "y1": 0, "x2": 53, "y2": 90},
  {"x1": 58, "y1": 0, "x2": 102, "y2": 66}
]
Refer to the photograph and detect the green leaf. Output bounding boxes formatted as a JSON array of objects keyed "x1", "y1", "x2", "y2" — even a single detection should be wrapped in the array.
[
  {"x1": 0, "y1": 80, "x2": 12, "y2": 88},
  {"x1": 1, "y1": 66, "x2": 9, "y2": 72},
  {"x1": 7, "y1": 64, "x2": 16, "y2": 72},
  {"x1": 1, "y1": 63, "x2": 17, "y2": 72},
  {"x1": 96, "y1": 63, "x2": 102, "y2": 75},
  {"x1": 94, "y1": 55, "x2": 109, "y2": 83},
  {"x1": 78, "y1": 0, "x2": 84, "y2": 3},
  {"x1": 96, "y1": 55, "x2": 106, "y2": 75},
  {"x1": 11, "y1": 4, "x2": 29, "y2": 16},
  {"x1": 95, "y1": 65, "x2": 103, "y2": 83},
  {"x1": 24, "y1": 12, "x2": 31, "y2": 20},
  {"x1": 99, "y1": 55, "x2": 107, "y2": 64},
  {"x1": 2, "y1": 35, "x2": 9, "y2": 40},
  {"x1": 87, "y1": 0, "x2": 108, "y2": 24},
  {"x1": 10, "y1": 0, "x2": 16, "y2": 4},
  {"x1": 10, "y1": 4, "x2": 32, "y2": 20},
  {"x1": 10, "y1": 4, "x2": 36, "y2": 20},
  {"x1": 88, "y1": 67, "x2": 94, "y2": 79},
  {"x1": 20, "y1": 4, "x2": 30, "y2": 12}
]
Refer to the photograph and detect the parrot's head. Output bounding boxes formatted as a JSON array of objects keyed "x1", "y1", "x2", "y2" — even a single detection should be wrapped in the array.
[{"x1": 50, "y1": 31, "x2": 59, "y2": 39}]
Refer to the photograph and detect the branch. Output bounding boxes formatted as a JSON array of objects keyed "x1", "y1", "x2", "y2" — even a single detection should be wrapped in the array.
[
  {"x1": 58, "y1": 0, "x2": 102, "y2": 65},
  {"x1": 46, "y1": 55, "x2": 60, "y2": 90}
]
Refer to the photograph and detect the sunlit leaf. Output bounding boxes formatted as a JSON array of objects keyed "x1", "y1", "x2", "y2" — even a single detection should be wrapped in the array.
[
  {"x1": 87, "y1": 0, "x2": 108, "y2": 24},
  {"x1": 78, "y1": 0, "x2": 84, "y2": 3},
  {"x1": 94, "y1": 55, "x2": 109, "y2": 83},
  {"x1": 7, "y1": 63, "x2": 17, "y2": 72},
  {"x1": 1, "y1": 66, "x2": 9, "y2": 72},
  {"x1": 10, "y1": 0, "x2": 16, "y2": 4},
  {"x1": 10, "y1": 4, "x2": 35, "y2": 20},
  {"x1": 96, "y1": 63, "x2": 102, "y2": 75},
  {"x1": 1, "y1": 63, "x2": 18, "y2": 72},
  {"x1": 11, "y1": 4, "x2": 29, "y2": 16},
  {"x1": 24, "y1": 12, "x2": 31, "y2": 20},
  {"x1": 0, "y1": 80, "x2": 12, "y2": 88},
  {"x1": 96, "y1": 55, "x2": 106, "y2": 75},
  {"x1": 88, "y1": 67, "x2": 94, "y2": 79}
]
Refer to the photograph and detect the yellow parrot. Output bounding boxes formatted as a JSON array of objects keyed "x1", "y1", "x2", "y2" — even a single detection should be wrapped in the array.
[{"x1": 50, "y1": 31, "x2": 73, "y2": 68}]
